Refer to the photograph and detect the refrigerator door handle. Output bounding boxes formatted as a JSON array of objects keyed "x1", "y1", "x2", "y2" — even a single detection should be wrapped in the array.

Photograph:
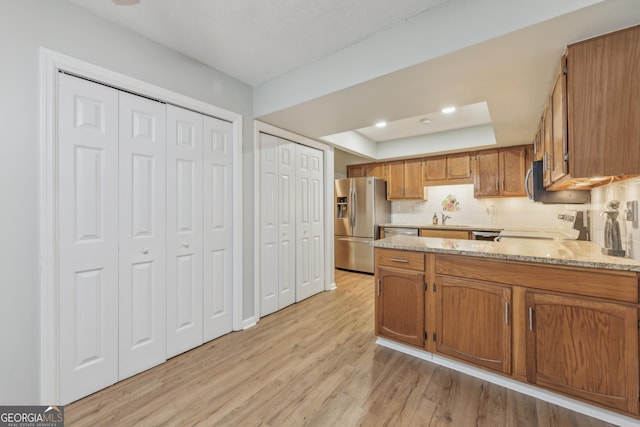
[{"x1": 350, "y1": 187, "x2": 356, "y2": 230}]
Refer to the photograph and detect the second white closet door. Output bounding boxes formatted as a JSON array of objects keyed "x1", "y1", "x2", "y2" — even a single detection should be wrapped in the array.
[
  {"x1": 118, "y1": 92, "x2": 167, "y2": 380},
  {"x1": 166, "y1": 105, "x2": 204, "y2": 358}
]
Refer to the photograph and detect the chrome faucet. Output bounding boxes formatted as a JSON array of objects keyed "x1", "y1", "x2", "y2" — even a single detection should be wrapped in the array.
[{"x1": 441, "y1": 213, "x2": 451, "y2": 225}]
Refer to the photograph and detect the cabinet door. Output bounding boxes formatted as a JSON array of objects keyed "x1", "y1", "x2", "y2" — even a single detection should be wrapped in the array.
[
  {"x1": 403, "y1": 158, "x2": 424, "y2": 199},
  {"x1": 424, "y1": 156, "x2": 447, "y2": 182},
  {"x1": 473, "y1": 150, "x2": 500, "y2": 197},
  {"x1": 376, "y1": 266, "x2": 425, "y2": 347},
  {"x1": 542, "y1": 104, "x2": 552, "y2": 187},
  {"x1": 420, "y1": 229, "x2": 469, "y2": 239},
  {"x1": 435, "y1": 276, "x2": 512, "y2": 374},
  {"x1": 447, "y1": 153, "x2": 471, "y2": 179},
  {"x1": 386, "y1": 161, "x2": 405, "y2": 199},
  {"x1": 568, "y1": 25, "x2": 640, "y2": 178},
  {"x1": 347, "y1": 164, "x2": 365, "y2": 177},
  {"x1": 499, "y1": 146, "x2": 526, "y2": 197},
  {"x1": 526, "y1": 292, "x2": 639, "y2": 415},
  {"x1": 365, "y1": 162, "x2": 387, "y2": 180},
  {"x1": 550, "y1": 57, "x2": 568, "y2": 184}
]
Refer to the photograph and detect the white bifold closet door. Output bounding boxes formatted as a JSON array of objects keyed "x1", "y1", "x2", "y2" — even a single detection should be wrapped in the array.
[
  {"x1": 166, "y1": 105, "x2": 204, "y2": 358},
  {"x1": 117, "y1": 91, "x2": 167, "y2": 380},
  {"x1": 259, "y1": 133, "x2": 296, "y2": 316},
  {"x1": 202, "y1": 116, "x2": 234, "y2": 341},
  {"x1": 295, "y1": 143, "x2": 325, "y2": 302},
  {"x1": 58, "y1": 73, "x2": 119, "y2": 404}
]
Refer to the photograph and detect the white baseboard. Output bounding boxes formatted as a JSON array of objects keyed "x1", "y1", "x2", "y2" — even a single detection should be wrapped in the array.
[{"x1": 376, "y1": 337, "x2": 639, "y2": 427}]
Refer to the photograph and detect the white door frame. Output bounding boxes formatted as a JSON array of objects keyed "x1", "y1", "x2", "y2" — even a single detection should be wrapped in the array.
[
  {"x1": 253, "y1": 121, "x2": 336, "y2": 320},
  {"x1": 39, "y1": 48, "x2": 244, "y2": 404}
]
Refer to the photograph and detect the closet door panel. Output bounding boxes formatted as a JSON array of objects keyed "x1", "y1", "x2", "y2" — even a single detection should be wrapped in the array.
[
  {"x1": 166, "y1": 105, "x2": 204, "y2": 358},
  {"x1": 278, "y1": 139, "x2": 296, "y2": 309},
  {"x1": 309, "y1": 149, "x2": 325, "y2": 294},
  {"x1": 58, "y1": 73, "x2": 119, "y2": 404},
  {"x1": 259, "y1": 133, "x2": 279, "y2": 316},
  {"x1": 118, "y1": 92, "x2": 167, "y2": 380},
  {"x1": 203, "y1": 116, "x2": 234, "y2": 341},
  {"x1": 295, "y1": 144, "x2": 325, "y2": 302}
]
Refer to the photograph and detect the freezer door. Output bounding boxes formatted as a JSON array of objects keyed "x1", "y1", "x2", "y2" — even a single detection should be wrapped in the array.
[
  {"x1": 352, "y1": 177, "x2": 375, "y2": 238},
  {"x1": 334, "y1": 178, "x2": 352, "y2": 236},
  {"x1": 334, "y1": 236, "x2": 374, "y2": 274}
]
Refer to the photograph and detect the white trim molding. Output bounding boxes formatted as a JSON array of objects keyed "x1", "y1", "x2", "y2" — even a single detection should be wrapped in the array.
[
  {"x1": 39, "y1": 48, "x2": 244, "y2": 404},
  {"x1": 376, "y1": 337, "x2": 640, "y2": 427}
]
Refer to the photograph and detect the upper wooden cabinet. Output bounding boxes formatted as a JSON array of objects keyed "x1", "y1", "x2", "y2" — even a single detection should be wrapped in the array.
[
  {"x1": 474, "y1": 146, "x2": 528, "y2": 198},
  {"x1": 346, "y1": 164, "x2": 365, "y2": 178},
  {"x1": 537, "y1": 24, "x2": 640, "y2": 189},
  {"x1": 365, "y1": 162, "x2": 387, "y2": 180},
  {"x1": 387, "y1": 159, "x2": 426, "y2": 200},
  {"x1": 424, "y1": 153, "x2": 472, "y2": 186}
]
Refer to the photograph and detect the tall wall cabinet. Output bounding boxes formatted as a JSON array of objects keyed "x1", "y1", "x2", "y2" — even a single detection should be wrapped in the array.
[
  {"x1": 57, "y1": 73, "x2": 234, "y2": 404},
  {"x1": 258, "y1": 132, "x2": 326, "y2": 317}
]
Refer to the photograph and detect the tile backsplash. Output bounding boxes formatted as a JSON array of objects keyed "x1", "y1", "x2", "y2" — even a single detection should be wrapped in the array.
[
  {"x1": 590, "y1": 178, "x2": 640, "y2": 260},
  {"x1": 391, "y1": 184, "x2": 565, "y2": 229}
]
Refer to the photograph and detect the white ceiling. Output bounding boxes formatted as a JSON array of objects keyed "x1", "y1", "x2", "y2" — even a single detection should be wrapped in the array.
[
  {"x1": 68, "y1": 0, "x2": 640, "y2": 160},
  {"x1": 68, "y1": 0, "x2": 450, "y2": 86}
]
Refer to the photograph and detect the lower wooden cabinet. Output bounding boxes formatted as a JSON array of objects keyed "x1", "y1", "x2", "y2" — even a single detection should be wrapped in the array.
[
  {"x1": 420, "y1": 229, "x2": 470, "y2": 239},
  {"x1": 375, "y1": 266, "x2": 425, "y2": 347},
  {"x1": 526, "y1": 291, "x2": 639, "y2": 415},
  {"x1": 435, "y1": 276, "x2": 512, "y2": 374},
  {"x1": 375, "y1": 251, "x2": 640, "y2": 418}
]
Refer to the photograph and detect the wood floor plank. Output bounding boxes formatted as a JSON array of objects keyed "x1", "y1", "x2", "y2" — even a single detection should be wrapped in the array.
[{"x1": 65, "y1": 269, "x2": 616, "y2": 427}]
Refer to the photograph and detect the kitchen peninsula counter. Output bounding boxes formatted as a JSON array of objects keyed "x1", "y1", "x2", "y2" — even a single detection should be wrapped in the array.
[
  {"x1": 373, "y1": 234, "x2": 640, "y2": 423},
  {"x1": 372, "y1": 235, "x2": 640, "y2": 272}
]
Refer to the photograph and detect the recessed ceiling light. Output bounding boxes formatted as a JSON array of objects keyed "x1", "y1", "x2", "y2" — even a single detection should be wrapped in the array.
[
  {"x1": 419, "y1": 118, "x2": 431, "y2": 124},
  {"x1": 375, "y1": 121, "x2": 387, "y2": 128},
  {"x1": 441, "y1": 106, "x2": 456, "y2": 114}
]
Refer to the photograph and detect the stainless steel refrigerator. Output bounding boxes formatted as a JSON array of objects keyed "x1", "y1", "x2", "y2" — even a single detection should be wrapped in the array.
[{"x1": 335, "y1": 177, "x2": 391, "y2": 273}]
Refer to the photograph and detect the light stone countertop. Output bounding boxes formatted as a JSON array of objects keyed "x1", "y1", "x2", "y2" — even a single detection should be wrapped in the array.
[{"x1": 371, "y1": 235, "x2": 640, "y2": 272}]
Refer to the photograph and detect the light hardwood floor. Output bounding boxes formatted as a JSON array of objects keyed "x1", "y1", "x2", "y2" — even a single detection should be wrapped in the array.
[{"x1": 66, "y1": 270, "x2": 614, "y2": 426}]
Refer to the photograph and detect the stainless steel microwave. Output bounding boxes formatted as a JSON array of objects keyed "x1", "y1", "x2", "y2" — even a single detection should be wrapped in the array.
[{"x1": 525, "y1": 160, "x2": 591, "y2": 204}]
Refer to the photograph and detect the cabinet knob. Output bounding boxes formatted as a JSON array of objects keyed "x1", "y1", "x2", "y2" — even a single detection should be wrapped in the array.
[
  {"x1": 182, "y1": 242, "x2": 190, "y2": 248},
  {"x1": 141, "y1": 248, "x2": 149, "y2": 255}
]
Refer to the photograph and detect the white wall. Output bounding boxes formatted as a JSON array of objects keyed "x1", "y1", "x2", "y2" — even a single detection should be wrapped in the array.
[
  {"x1": 590, "y1": 179, "x2": 640, "y2": 260},
  {"x1": 333, "y1": 149, "x2": 367, "y2": 179},
  {"x1": 0, "y1": 0, "x2": 253, "y2": 404},
  {"x1": 391, "y1": 184, "x2": 565, "y2": 229}
]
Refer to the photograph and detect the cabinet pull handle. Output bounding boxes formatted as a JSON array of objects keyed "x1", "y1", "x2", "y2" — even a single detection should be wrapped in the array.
[
  {"x1": 389, "y1": 258, "x2": 409, "y2": 263},
  {"x1": 501, "y1": 180, "x2": 505, "y2": 191},
  {"x1": 495, "y1": 178, "x2": 499, "y2": 190},
  {"x1": 505, "y1": 301, "x2": 509, "y2": 325},
  {"x1": 528, "y1": 307, "x2": 534, "y2": 331},
  {"x1": 377, "y1": 279, "x2": 381, "y2": 296}
]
